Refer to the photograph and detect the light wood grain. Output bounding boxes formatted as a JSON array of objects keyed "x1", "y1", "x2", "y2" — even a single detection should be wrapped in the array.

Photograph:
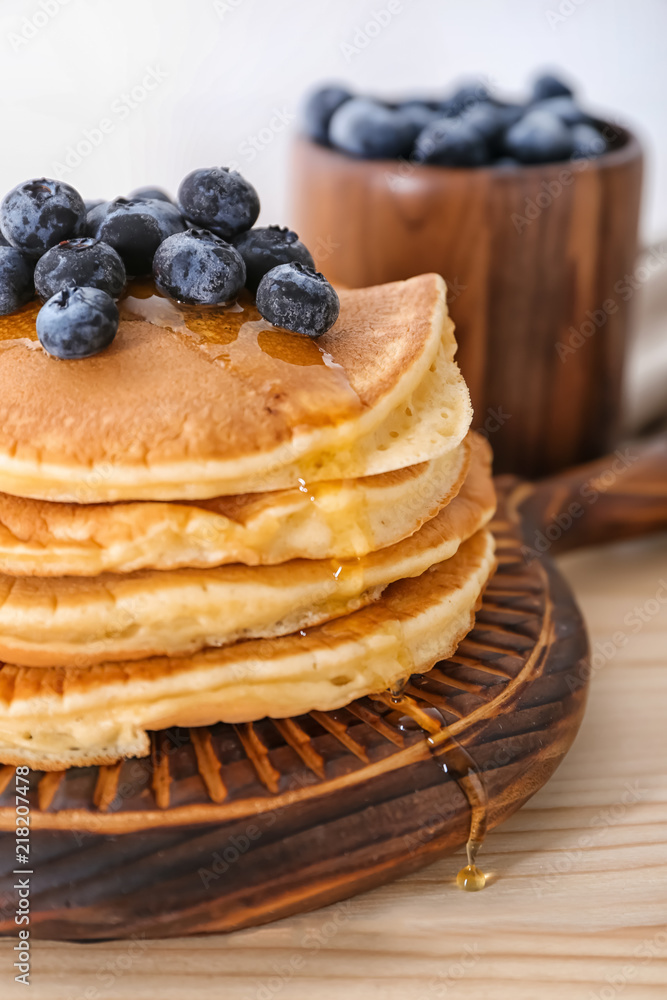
[{"x1": 1, "y1": 533, "x2": 666, "y2": 999}]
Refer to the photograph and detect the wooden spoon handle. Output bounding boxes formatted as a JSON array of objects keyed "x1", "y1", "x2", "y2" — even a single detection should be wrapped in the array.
[{"x1": 504, "y1": 434, "x2": 667, "y2": 554}]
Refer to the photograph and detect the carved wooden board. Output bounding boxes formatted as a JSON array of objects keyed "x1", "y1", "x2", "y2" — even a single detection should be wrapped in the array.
[{"x1": 0, "y1": 482, "x2": 591, "y2": 941}]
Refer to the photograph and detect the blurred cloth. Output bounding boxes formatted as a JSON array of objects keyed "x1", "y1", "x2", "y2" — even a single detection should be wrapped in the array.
[{"x1": 624, "y1": 242, "x2": 667, "y2": 433}]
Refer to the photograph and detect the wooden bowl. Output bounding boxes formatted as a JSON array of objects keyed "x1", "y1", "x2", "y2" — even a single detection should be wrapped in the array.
[{"x1": 291, "y1": 127, "x2": 643, "y2": 477}]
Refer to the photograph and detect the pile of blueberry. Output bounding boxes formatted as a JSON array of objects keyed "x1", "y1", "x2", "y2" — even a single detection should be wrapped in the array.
[
  {"x1": 0, "y1": 170, "x2": 339, "y2": 359},
  {"x1": 303, "y1": 71, "x2": 611, "y2": 168}
]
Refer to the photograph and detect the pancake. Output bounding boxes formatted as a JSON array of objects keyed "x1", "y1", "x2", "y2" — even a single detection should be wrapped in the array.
[
  {"x1": 0, "y1": 273, "x2": 471, "y2": 502},
  {"x1": 0, "y1": 437, "x2": 495, "y2": 667},
  {"x1": 0, "y1": 528, "x2": 496, "y2": 770},
  {"x1": 0, "y1": 435, "x2": 471, "y2": 577}
]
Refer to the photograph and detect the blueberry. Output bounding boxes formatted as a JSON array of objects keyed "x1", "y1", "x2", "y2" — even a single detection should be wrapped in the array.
[
  {"x1": 531, "y1": 96, "x2": 590, "y2": 125},
  {"x1": 491, "y1": 101, "x2": 526, "y2": 131},
  {"x1": 397, "y1": 97, "x2": 441, "y2": 114},
  {"x1": 153, "y1": 229, "x2": 246, "y2": 305},
  {"x1": 36, "y1": 286, "x2": 119, "y2": 359},
  {"x1": 128, "y1": 186, "x2": 173, "y2": 203},
  {"x1": 302, "y1": 85, "x2": 353, "y2": 145},
  {"x1": 462, "y1": 102, "x2": 520, "y2": 141},
  {"x1": 435, "y1": 97, "x2": 461, "y2": 119},
  {"x1": 84, "y1": 198, "x2": 105, "y2": 213},
  {"x1": 142, "y1": 198, "x2": 187, "y2": 233},
  {"x1": 177, "y1": 168, "x2": 260, "y2": 240},
  {"x1": 571, "y1": 123, "x2": 607, "y2": 159},
  {"x1": 0, "y1": 231, "x2": 9, "y2": 247},
  {"x1": 329, "y1": 98, "x2": 418, "y2": 159},
  {"x1": 441, "y1": 80, "x2": 491, "y2": 117},
  {"x1": 85, "y1": 200, "x2": 111, "y2": 233},
  {"x1": 494, "y1": 156, "x2": 520, "y2": 167},
  {"x1": 232, "y1": 226, "x2": 314, "y2": 294},
  {"x1": 34, "y1": 237, "x2": 126, "y2": 301},
  {"x1": 414, "y1": 117, "x2": 489, "y2": 166},
  {"x1": 531, "y1": 72, "x2": 574, "y2": 102},
  {"x1": 256, "y1": 262, "x2": 339, "y2": 338},
  {"x1": 88, "y1": 197, "x2": 185, "y2": 276},
  {"x1": 504, "y1": 110, "x2": 574, "y2": 163},
  {"x1": 0, "y1": 178, "x2": 86, "y2": 258},
  {"x1": 394, "y1": 102, "x2": 438, "y2": 135},
  {"x1": 460, "y1": 102, "x2": 526, "y2": 158},
  {"x1": 0, "y1": 246, "x2": 34, "y2": 315}
]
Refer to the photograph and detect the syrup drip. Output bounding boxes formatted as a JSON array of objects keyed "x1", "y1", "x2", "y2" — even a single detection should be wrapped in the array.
[
  {"x1": 390, "y1": 699, "x2": 488, "y2": 891},
  {"x1": 430, "y1": 732, "x2": 488, "y2": 891},
  {"x1": 389, "y1": 676, "x2": 409, "y2": 703}
]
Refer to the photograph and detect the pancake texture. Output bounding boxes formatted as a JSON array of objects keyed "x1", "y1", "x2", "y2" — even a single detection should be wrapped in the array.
[
  {"x1": 0, "y1": 436, "x2": 494, "y2": 667},
  {"x1": 0, "y1": 274, "x2": 471, "y2": 501},
  {"x1": 0, "y1": 436, "x2": 471, "y2": 577},
  {"x1": 0, "y1": 270, "x2": 493, "y2": 773},
  {"x1": 0, "y1": 529, "x2": 496, "y2": 769}
]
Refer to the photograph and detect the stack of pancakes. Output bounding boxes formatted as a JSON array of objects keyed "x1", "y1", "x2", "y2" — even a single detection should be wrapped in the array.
[{"x1": 0, "y1": 273, "x2": 496, "y2": 770}]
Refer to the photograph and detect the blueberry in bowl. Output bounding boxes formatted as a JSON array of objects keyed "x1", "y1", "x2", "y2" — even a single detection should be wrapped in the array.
[
  {"x1": 442, "y1": 79, "x2": 492, "y2": 117},
  {"x1": 302, "y1": 85, "x2": 353, "y2": 145},
  {"x1": 504, "y1": 109, "x2": 574, "y2": 164},
  {"x1": 571, "y1": 123, "x2": 608, "y2": 158},
  {"x1": 328, "y1": 98, "x2": 421, "y2": 159},
  {"x1": 530, "y1": 96, "x2": 590, "y2": 126},
  {"x1": 36, "y1": 286, "x2": 119, "y2": 360},
  {"x1": 530, "y1": 71, "x2": 574, "y2": 103},
  {"x1": 414, "y1": 116, "x2": 490, "y2": 167},
  {"x1": 301, "y1": 70, "x2": 616, "y2": 168}
]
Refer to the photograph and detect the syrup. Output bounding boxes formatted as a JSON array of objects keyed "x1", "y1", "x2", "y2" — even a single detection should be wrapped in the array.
[
  {"x1": 120, "y1": 279, "x2": 336, "y2": 364},
  {"x1": 428, "y1": 732, "x2": 488, "y2": 891},
  {"x1": 389, "y1": 676, "x2": 409, "y2": 703},
  {"x1": 387, "y1": 695, "x2": 488, "y2": 891},
  {"x1": 0, "y1": 300, "x2": 40, "y2": 342},
  {"x1": 456, "y1": 861, "x2": 486, "y2": 892},
  {"x1": 328, "y1": 555, "x2": 365, "y2": 601},
  {"x1": 0, "y1": 280, "x2": 363, "y2": 435},
  {"x1": 119, "y1": 280, "x2": 369, "y2": 487},
  {"x1": 302, "y1": 476, "x2": 376, "y2": 558},
  {"x1": 118, "y1": 280, "x2": 363, "y2": 433}
]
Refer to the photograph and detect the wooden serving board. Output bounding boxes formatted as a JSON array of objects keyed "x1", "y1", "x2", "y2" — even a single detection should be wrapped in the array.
[{"x1": 0, "y1": 439, "x2": 665, "y2": 941}]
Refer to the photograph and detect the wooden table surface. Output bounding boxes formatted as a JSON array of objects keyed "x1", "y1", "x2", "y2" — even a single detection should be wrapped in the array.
[{"x1": 1, "y1": 533, "x2": 666, "y2": 1000}]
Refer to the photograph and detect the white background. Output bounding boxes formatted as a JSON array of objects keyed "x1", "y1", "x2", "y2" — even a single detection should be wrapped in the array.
[{"x1": 0, "y1": 0, "x2": 666, "y2": 242}]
